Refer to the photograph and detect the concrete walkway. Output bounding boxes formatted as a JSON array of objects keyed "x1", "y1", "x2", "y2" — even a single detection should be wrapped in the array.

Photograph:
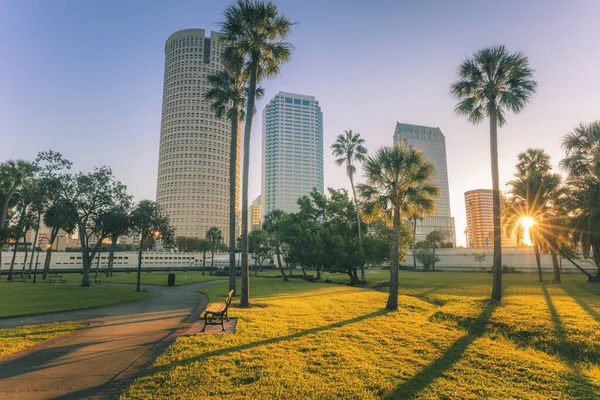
[{"x1": 0, "y1": 281, "x2": 225, "y2": 400}]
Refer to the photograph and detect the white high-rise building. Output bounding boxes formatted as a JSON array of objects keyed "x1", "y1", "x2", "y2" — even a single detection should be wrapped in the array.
[
  {"x1": 393, "y1": 122, "x2": 456, "y2": 245},
  {"x1": 155, "y1": 29, "x2": 240, "y2": 243},
  {"x1": 262, "y1": 92, "x2": 324, "y2": 216}
]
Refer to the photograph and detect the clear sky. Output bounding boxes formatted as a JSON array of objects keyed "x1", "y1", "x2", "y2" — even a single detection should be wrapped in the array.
[{"x1": 2, "y1": 0, "x2": 599, "y2": 246}]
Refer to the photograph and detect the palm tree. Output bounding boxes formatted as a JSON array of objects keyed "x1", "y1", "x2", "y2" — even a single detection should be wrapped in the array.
[
  {"x1": 560, "y1": 121, "x2": 600, "y2": 281},
  {"x1": 206, "y1": 68, "x2": 244, "y2": 293},
  {"x1": 198, "y1": 239, "x2": 211, "y2": 276},
  {"x1": 206, "y1": 227, "x2": 222, "y2": 276},
  {"x1": 358, "y1": 143, "x2": 438, "y2": 310},
  {"x1": 450, "y1": 45, "x2": 536, "y2": 300},
  {"x1": 220, "y1": 0, "x2": 293, "y2": 307},
  {"x1": 504, "y1": 149, "x2": 562, "y2": 283},
  {"x1": 263, "y1": 209, "x2": 289, "y2": 282},
  {"x1": 331, "y1": 130, "x2": 368, "y2": 282}
]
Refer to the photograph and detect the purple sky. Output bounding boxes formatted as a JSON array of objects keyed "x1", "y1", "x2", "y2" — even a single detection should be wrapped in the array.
[{"x1": 2, "y1": 0, "x2": 599, "y2": 246}]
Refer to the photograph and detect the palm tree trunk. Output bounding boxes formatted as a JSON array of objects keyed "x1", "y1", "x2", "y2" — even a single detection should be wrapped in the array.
[
  {"x1": 534, "y1": 243, "x2": 543, "y2": 282},
  {"x1": 136, "y1": 235, "x2": 144, "y2": 292},
  {"x1": 20, "y1": 228, "x2": 29, "y2": 278},
  {"x1": 550, "y1": 251, "x2": 561, "y2": 283},
  {"x1": 95, "y1": 249, "x2": 101, "y2": 279},
  {"x1": 349, "y1": 175, "x2": 365, "y2": 282},
  {"x1": 489, "y1": 102, "x2": 503, "y2": 301},
  {"x1": 79, "y1": 224, "x2": 91, "y2": 287},
  {"x1": 27, "y1": 211, "x2": 41, "y2": 278},
  {"x1": 210, "y1": 245, "x2": 215, "y2": 275},
  {"x1": 387, "y1": 204, "x2": 401, "y2": 310},
  {"x1": 240, "y1": 58, "x2": 259, "y2": 307},
  {"x1": 275, "y1": 233, "x2": 288, "y2": 281},
  {"x1": 229, "y1": 108, "x2": 240, "y2": 294},
  {"x1": 202, "y1": 251, "x2": 206, "y2": 276},
  {"x1": 412, "y1": 217, "x2": 417, "y2": 270},
  {"x1": 8, "y1": 236, "x2": 19, "y2": 281},
  {"x1": 42, "y1": 227, "x2": 59, "y2": 280}
]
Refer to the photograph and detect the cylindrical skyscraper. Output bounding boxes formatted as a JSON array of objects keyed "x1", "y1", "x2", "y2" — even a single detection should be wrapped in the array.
[{"x1": 156, "y1": 29, "x2": 240, "y2": 242}]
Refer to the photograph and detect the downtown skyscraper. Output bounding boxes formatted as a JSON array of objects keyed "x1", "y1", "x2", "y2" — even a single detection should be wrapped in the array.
[
  {"x1": 261, "y1": 92, "x2": 324, "y2": 217},
  {"x1": 155, "y1": 29, "x2": 240, "y2": 242},
  {"x1": 394, "y1": 122, "x2": 456, "y2": 245}
]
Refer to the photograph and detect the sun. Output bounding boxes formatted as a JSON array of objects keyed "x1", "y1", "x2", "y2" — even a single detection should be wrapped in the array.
[{"x1": 520, "y1": 216, "x2": 535, "y2": 246}]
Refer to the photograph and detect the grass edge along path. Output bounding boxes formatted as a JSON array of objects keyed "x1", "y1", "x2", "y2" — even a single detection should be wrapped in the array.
[
  {"x1": 0, "y1": 283, "x2": 153, "y2": 318},
  {"x1": 121, "y1": 273, "x2": 600, "y2": 399}
]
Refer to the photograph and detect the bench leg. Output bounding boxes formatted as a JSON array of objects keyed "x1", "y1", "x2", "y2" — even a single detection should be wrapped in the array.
[
  {"x1": 201, "y1": 312, "x2": 208, "y2": 332},
  {"x1": 225, "y1": 309, "x2": 229, "y2": 322},
  {"x1": 221, "y1": 315, "x2": 225, "y2": 331}
]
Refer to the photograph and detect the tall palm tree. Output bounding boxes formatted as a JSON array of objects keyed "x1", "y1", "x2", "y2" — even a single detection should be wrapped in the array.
[
  {"x1": 206, "y1": 68, "x2": 244, "y2": 293},
  {"x1": 504, "y1": 149, "x2": 562, "y2": 283},
  {"x1": 450, "y1": 45, "x2": 536, "y2": 300},
  {"x1": 206, "y1": 227, "x2": 222, "y2": 276},
  {"x1": 358, "y1": 143, "x2": 438, "y2": 310},
  {"x1": 220, "y1": 0, "x2": 293, "y2": 307},
  {"x1": 561, "y1": 121, "x2": 600, "y2": 281},
  {"x1": 331, "y1": 130, "x2": 368, "y2": 282}
]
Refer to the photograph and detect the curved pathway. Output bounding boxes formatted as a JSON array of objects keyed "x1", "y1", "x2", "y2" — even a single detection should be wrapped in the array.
[{"x1": 0, "y1": 280, "x2": 225, "y2": 399}]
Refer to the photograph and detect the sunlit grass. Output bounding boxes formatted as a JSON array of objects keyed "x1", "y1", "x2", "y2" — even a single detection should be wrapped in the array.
[
  {"x1": 121, "y1": 272, "x2": 600, "y2": 399},
  {"x1": 0, "y1": 322, "x2": 87, "y2": 358}
]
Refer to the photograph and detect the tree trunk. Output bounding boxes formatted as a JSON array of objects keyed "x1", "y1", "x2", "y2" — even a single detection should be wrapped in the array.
[
  {"x1": 27, "y1": 211, "x2": 42, "y2": 278},
  {"x1": 0, "y1": 183, "x2": 18, "y2": 238},
  {"x1": 8, "y1": 236, "x2": 19, "y2": 281},
  {"x1": 489, "y1": 102, "x2": 503, "y2": 301},
  {"x1": 240, "y1": 59, "x2": 258, "y2": 308},
  {"x1": 349, "y1": 174, "x2": 365, "y2": 283},
  {"x1": 79, "y1": 224, "x2": 91, "y2": 287},
  {"x1": 33, "y1": 248, "x2": 42, "y2": 283},
  {"x1": 136, "y1": 235, "x2": 144, "y2": 292},
  {"x1": 20, "y1": 228, "x2": 29, "y2": 278},
  {"x1": 95, "y1": 248, "x2": 101, "y2": 279},
  {"x1": 534, "y1": 243, "x2": 543, "y2": 282},
  {"x1": 551, "y1": 251, "x2": 561, "y2": 284},
  {"x1": 288, "y1": 261, "x2": 293, "y2": 277},
  {"x1": 316, "y1": 265, "x2": 321, "y2": 280},
  {"x1": 229, "y1": 106, "x2": 240, "y2": 294},
  {"x1": 107, "y1": 237, "x2": 116, "y2": 278},
  {"x1": 210, "y1": 245, "x2": 215, "y2": 276},
  {"x1": 412, "y1": 217, "x2": 417, "y2": 270},
  {"x1": 387, "y1": 204, "x2": 401, "y2": 310},
  {"x1": 202, "y1": 251, "x2": 206, "y2": 276},
  {"x1": 275, "y1": 233, "x2": 288, "y2": 281}
]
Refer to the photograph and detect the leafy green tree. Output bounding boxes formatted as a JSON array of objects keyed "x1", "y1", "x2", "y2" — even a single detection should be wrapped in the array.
[
  {"x1": 249, "y1": 229, "x2": 269, "y2": 275},
  {"x1": 450, "y1": 45, "x2": 536, "y2": 300},
  {"x1": 220, "y1": 0, "x2": 293, "y2": 307},
  {"x1": 359, "y1": 143, "x2": 438, "y2": 310},
  {"x1": 129, "y1": 200, "x2": 174, "y2": 292},
  {"x1": 206, "y1": 227, "x2": 223, "y2": 276},
  {"x1": 331, "y1": 130, "x2": 368, "y2": 282},
  {"x1": 99, "y1": 206, "x2": 131, "y2": 278},
  {"x1": 560, "y1": 121, "x2": 600, "y2": 281},
  {"x1": 42, "y1": 200, "x2": 77, "y2": 280},
  {"x1": 62, "y1": 167, "x2": 131, "y2": 287},
  {"x1": 416, "y1": 249, "x2": 439, "y2": 271},
  {"x1": 263, "y1": 209, "x2": 289, "y2": 281}
]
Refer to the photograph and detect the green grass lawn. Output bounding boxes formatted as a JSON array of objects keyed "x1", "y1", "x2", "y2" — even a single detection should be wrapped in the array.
[
  {"x1": 121, "y1": 271, "x2": 600, "y2": 399},
  {"x1": 0, "y1": 322, "x2": 87, "y2": 358},
  {"x1": 0, "y1": 283, "x2": 152, "y2": 318},
  {"x1": 102, "y1": 271, "x2": 226, "y2": 286}
]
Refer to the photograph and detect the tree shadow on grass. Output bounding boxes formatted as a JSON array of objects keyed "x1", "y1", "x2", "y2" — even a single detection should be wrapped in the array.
[
  {"x1": 561, "y1": 285, "x2": 600, "y2": 325},
  {"x1": 541, "y1": 285, "x2": 600, "y2": 398},
  {"x1": 384, "y1": 300, "x2": 498, "y2": 400},
  {"x1": 149, "y1": 308, "x2": 391, "y2": 374}
]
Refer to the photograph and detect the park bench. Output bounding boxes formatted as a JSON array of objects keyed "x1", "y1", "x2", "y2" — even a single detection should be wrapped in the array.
[
  {"x1": 48, "y1": 275, "x2": 67, "y2": 284},
  {"x1": 201, "y1": 290, "x2": 234, "y2": 332},
  {"x1": 93, "y1": 278, "x2": 102, "y2": 285}
]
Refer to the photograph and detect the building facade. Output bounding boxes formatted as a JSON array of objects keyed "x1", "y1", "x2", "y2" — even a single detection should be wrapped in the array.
[
  {"x1": 393, "y1": 122, "x2": 456, "y2": 245},
  {"x1": 155, "y1": 29, "x2": 240, "y2": 243},
  {"x1": 262, "y1": 92, "x2": 324, "y2": 216},
  {"x1": 464, "y1": 189, "x2": 518, "y2": 248},
  {"x1": 249, "y1": 195, "x2": 262, "y2": 231}
]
